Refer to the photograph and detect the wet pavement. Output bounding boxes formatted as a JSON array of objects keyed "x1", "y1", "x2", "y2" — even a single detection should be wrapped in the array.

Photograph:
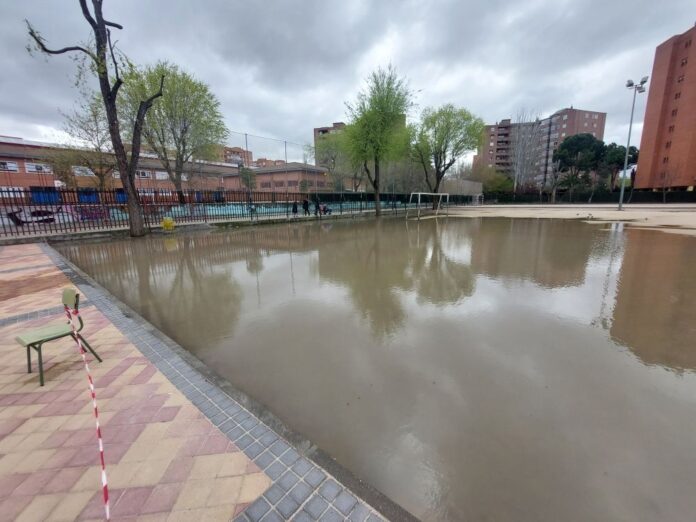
[{"x1": 58, "y1": 218, "x2": 696, "y2": 521}]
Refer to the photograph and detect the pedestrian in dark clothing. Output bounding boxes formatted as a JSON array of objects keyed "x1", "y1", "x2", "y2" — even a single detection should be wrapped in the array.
[
  {"x1": 314, "y1": 200, "x2": 320, "y2": 217},
  {"x1": 302, "y1": 199, "x2": 310, "y2": 216},
  {"x1": 292, "y1": 201, "x2": 298, "y2": 219}
]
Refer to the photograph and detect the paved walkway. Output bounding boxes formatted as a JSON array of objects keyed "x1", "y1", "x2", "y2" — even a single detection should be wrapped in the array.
[{"x1": 0, "y1": 244, "x2": 385, "y2": 521}]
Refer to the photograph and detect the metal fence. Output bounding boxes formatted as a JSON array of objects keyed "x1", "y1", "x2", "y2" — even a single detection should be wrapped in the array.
[{"x1": 0, "y1": 188, "x2": 475, "y2": 238}]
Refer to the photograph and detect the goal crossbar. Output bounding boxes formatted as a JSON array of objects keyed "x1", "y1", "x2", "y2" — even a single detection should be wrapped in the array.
[{"x1": 405, "y1": 192, "x2": 450, "y2": 219}]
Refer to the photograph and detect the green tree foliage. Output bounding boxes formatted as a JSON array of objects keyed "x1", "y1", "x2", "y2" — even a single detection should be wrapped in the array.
[
  {"x1": 604, "y1": 143, "x2": 639, "y2": 191},
  {"x1": 553, "y1": 133, "x2": 606, "y2": 201},
  {"x1": 412, "y1": 104, "x2": 484, "y2": 193},
  {"x1": 27, "y1": 0, "x2": 164, "y2": 237},
  {"x1": 239, "y1": 167, "x2": 256, "y2": 190},
  {"x1": 122, "y1": 61, "x2": 228, "y2": 202},
  {"x1": 344, "y1": 66, "x2": 413, "y2": 215}
]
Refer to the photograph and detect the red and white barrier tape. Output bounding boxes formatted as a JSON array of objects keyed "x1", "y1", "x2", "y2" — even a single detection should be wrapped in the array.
[{"x1": 64, "y1": 305, "x2": 110, "y2": 521}]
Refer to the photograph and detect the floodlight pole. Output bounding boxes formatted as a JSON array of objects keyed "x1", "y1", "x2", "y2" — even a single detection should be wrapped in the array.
[{"x1": 618, "y1": 77, "x2": 647, "y2": 211}]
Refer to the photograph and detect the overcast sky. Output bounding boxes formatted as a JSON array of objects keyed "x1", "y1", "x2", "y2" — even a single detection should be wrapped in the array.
[{"x1": 1, "y1": 1, "x2": 693, "y2": 161}]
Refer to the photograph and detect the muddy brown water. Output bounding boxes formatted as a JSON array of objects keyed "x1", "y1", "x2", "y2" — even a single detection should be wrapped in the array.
[{"x1": 57, "y1": 218, "x2": 696, "y2": 521}]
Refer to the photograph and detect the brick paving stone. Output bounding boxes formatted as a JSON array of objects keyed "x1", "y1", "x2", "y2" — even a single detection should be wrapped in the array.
[{"x1": 0, "y1": 244, "x2": 388, "y2": 522}]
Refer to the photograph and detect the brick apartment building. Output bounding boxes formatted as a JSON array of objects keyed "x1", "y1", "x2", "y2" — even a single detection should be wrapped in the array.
[
  {"x1": 313, "y1": 122, "x2": 346, "y2": 149},
  {"x1": 220, "y1": 146, "x2": 253, "y2": 166},
  {"x1": 636, "y1": 24, "x2": 696, "y2": 190},
  {"x1": 0, "y1": 136, "x2": 329, "y2": 195},
  {"x1": 474, "y1": 107, "x2": 606, "y2": 186}
]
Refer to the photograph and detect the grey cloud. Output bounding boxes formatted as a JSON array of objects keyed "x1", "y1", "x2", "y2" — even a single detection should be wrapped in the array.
[{"x1": 0, "y1": 0, "x2": 694, "y2": 150}]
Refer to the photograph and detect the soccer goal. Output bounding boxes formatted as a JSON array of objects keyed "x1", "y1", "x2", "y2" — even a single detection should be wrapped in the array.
[{"x1": 405, "y1": 192, "x2": 450, "y2": 219}]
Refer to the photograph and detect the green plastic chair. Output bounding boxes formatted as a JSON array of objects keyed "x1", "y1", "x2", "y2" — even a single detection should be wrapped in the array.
[{"x1": 15, "y1": 288, "x2": 102, "y2": 386}]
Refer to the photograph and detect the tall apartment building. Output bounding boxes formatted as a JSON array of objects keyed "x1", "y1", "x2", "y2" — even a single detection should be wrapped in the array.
[
  {"x1": 636, "y1": 24, "x2": 696, "y2": 190},
  {"x1": 474, "y1": 107, "x2": 606, "y2": 186},
  {"x1": 221, "y1": 146, "x2": 253, "y2": 167},
  {"x1": 313, "y1": 122, "x2": 346, "y2": 147}
]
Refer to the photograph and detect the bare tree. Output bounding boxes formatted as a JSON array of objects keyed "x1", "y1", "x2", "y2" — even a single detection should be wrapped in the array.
[
  {"x1": 547, "y1": 160, "x2": 563, "y2": 204},
  {"x1": 61, "y1": 92, "x2": 117, "y2": 190},
  {"x1": 509, "y1": 109, "x2": 542, "y2": 194},
  {"x1": 27, "y1": 0, "x2": 163, "y2": 236},
  {"x1": 660, "y1": 166, "x2": 678, "y2": 204}
]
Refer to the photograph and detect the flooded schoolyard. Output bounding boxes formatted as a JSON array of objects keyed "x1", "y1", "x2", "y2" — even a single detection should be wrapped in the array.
[{"x1": 57, "y1": 217, "x2": 696, "y2": 521}]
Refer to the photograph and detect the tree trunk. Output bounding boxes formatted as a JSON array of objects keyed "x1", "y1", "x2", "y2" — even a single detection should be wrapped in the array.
[
  {"x1": 174, "y1": 178, "x2": 186, "y2": 204},
  {"x1": 373, "y1": 159, "x2": 381, "y2": 217},
  {"x1": 551, "y1": 186, "x2": 557, "y2": 204}
]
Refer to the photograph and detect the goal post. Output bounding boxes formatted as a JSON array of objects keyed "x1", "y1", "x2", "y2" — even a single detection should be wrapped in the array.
[{"x1": 405, "y1": 192, "x2": 450, "y2": 219}]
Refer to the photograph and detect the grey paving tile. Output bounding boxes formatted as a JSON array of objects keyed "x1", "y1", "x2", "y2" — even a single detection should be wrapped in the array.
[
  {"x1": 266, "y1": 461, "x2": 286, "y2": 480},
  {"x1": 318, "y1": 480, "x2": 341, "y2": 502},
  {"x1": 276, "y1": 494, "x2": 300, "y2": 518},
  {"x1": 225, "y1": 425, "x2": 245, "y2": 440},
  {"x1": 278, "y1": 470, "x2": 300, "y2": 492},
  {"x1": 245, "y1": 497, "x2": 271, "y2": 521},
  {"x1": 259, "y1": 431, "x2": 278, "y2": 447},
  {"x1": 291, "y1": 458, "x2": 312, "y2": 477},
  {"x1": 365, "y1": 515, "x2": 382, "y2": 522},
  {"x1": 245, "y1": 442, "x2": 264, "y2": 459},
  {"x1": 251, "y1": 424, "x2": 268, "y2": 438},
  {"x1": 334, "y1": 490, "x2": 358, "y2": 516},
  {"x1": 292, "y1": 511, "x2": 313, "y2": 522},
  {"x1": 305, "y1": 468, "x2": 326, "y2": 488},
  {"x1": 303, "y1": 495, "x2": 329, "y2": 519},
  {"x1": 280, "y1": 448, "x2": 300, "y2": 466},
  {"x1": 347, "y1": 503, "x2": 370, "y2": 521},
  {"x1": 269, "y1": 439, "x2": 290, "y2": 457},
  {"x1": 237, "y1": 434, "x2": 255, "y2": 450},
  {"x1": 260, "y1": 510, "x2": 283, "y2": 522},
  {"x1": 319, "y1": 508, "x2": 344, "y2": 522},
  {"x1": 288, "y1": 482, "x2": 312, "y2": 505},
  {"x1": 263, "y1": 484, "x2": 285, "y2": 505},
  {"x1": 254, "y1": 451, "x2": 276, "y2": 470}
]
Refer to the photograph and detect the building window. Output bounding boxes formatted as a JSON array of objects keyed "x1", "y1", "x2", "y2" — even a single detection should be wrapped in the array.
[
  {"x1": 666, "y1": 141, "x2": 672, "y2": 149},
  {"x1": 0, "y1": 161, "x2": 19, "y2": 172},
  {"x1": 561, "y1": 132, "x2": 566, "y2": 137},
  {"x1": 25, "y1": 163, "x2": 53, "y2": 174},
  {"x1": 317, "y1": 181, "x2": 326, "y2": 188},
  {"x1": 675, "y1": 92, "x2": 681, "y2": 100},
  {"x1": 562, "y1": 124, "x2": 566, "y2": 129},
  {"x1": 562, "y1": 115, "x2": 568, "y2": 120},
  {"x1": 260, "y1": 182, "x2": 271, "y2": 188},
  {"x1": 592, "y1": 132, "x2": 596, "y2": 136},
  {"x1": 686, "y1": 39, "x2": 692, "y2": 48},
  {"x1": 681, "y1": 58, "x2": 688, "y2": 66},
  {"x1": 662, "y1": 157, "x2": 669, "y2": 164},
  {"x1": 274, "y1": 181, "x2": 285, "y2": 187},
  {"x1": 155, "y1": 171, "x2": 168, "y2": 180},
  {"x1": 288, "y1": 180, "x2": 298, "y2": 187},
  {"x1": 584, "y1": 122, "x2": 588, "y2": 127},
  {"x1": 668, "y1": 125, "x2": 675, "y2": 133},
  {"x1": 677, "y1": 75, "x2": 684, "y2": 83},
  {"x1": 593, "y1": 114, "x2": 599, "y2": 119},
  {"x1": 0, "y1": 186, "x2": 23, "y2": 198},
  {"x1": 489, "y1": 141, "x2": 494, "y2": 146},
  {"x1": 585, "y1": 114, "x2": 589, "y2": 118},
  {"x1": 672, "y1": 109, "x2": 678, "y2": 116},
  {"x1": 72, "y1": 166, "x2": 95, "y2": 177},
  {"x1": 135, "y1": 170, "x2": 151, "y2": 179}
]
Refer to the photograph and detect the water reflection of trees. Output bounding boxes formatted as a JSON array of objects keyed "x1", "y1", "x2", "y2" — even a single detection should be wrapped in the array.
[{"x1": 316, "y1": 219, "x2": 475, "y2": 337}]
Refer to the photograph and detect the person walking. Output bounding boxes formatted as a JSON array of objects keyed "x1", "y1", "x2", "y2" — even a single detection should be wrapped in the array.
[
  {"x1": 292, "y1": 200, "x2": 298, "y2": 219},
  {"x1": 314, "y1": 199, "x2": 320, "y2": 217},
  {"x1": 302, "y1": 198, "x2": 310, "y2": 216}
]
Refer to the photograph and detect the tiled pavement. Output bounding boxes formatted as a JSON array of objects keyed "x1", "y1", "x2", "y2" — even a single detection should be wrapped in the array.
[{"x1": 0, "y1": 244, "x2": 386, "y2": 522}]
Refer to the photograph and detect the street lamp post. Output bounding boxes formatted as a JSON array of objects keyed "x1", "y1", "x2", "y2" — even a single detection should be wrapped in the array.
[{"x1": 618, "y1": 76, "x2": 648, "y2": 210}]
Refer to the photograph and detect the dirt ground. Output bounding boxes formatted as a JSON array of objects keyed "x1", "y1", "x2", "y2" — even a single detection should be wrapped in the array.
[{"x1": 447, "y1": 204, "x2": 696, "y2": 237}]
